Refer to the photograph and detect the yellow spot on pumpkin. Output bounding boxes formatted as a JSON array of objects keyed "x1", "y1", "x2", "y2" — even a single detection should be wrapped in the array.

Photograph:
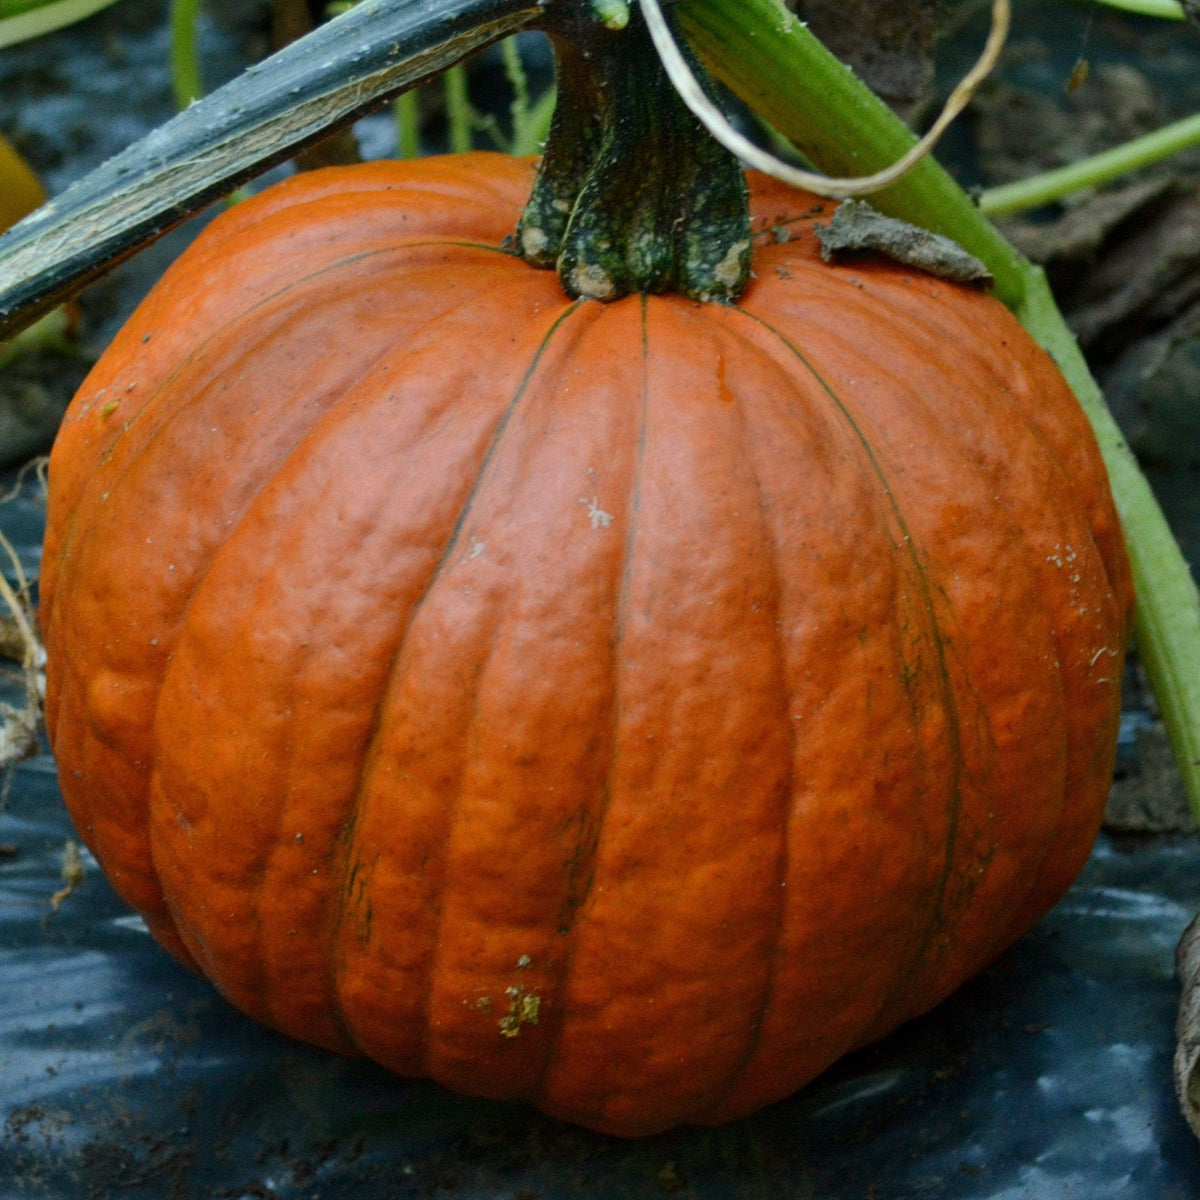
[{"x1": 498, "y1": 986, "x2": 541, "y2": 1038}]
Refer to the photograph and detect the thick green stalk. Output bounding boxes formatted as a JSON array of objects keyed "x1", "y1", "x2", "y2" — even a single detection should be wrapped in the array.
[
  {"x1": 679, "y1": 0, "x2": 1029, "y2": 310},
  {"x1": 680, "y1": 0, "x2": 1200, "y2": 818},
  {"x1": 519, "y1": 3, "x2": 749, "y2": 301}
]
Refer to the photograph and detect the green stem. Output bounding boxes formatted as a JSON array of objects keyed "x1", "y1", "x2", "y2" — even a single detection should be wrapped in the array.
[
  {"x1": 680, "y1": 0, "x2": 1200, "y2": 819},
  {"x1": 679, "y1": 0, "x2": 1030, "y2": 309},
  {"x1": 444, "y1": 62, "x2": 474, "y2": 154},
  {"x1": 502, "y1": 36, "x2": 531, "y2": 149},
  {"x1": 170, "y1": 0, "x2": 204, "y2": 110},
  {"x1": 0, "y1": 0, "x2": 121, "y2": 48},
  {"x1": 512, "y1": 86, "x2": 556, "y2": 155},
  {"x1": 519, "y1": 2, "x2": 749, "y2": 301},
  {"x1": 980, "y1": 111, "x2": 1200, "y2": 215},
  {"x1": 394, "y1": 88, "x2": 421, "y2": 158},
  {"x1": 503, "y1": 34, "x2": 557, "y2": 156},
  {"x1": 0, "y1": 0, "x2": 73, "y2": 14}
]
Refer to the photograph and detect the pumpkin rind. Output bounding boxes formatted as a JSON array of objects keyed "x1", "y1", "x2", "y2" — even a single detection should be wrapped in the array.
[{"x1": 41, "y1": 153, "x2": 1133, "y2": 1137}]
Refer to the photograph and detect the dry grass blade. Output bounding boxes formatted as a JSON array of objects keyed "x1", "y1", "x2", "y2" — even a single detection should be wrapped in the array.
[
  {"x1": 0, "y1": 475, "x2": 45, "y2": 809},
  {"x1": 48, "y1": 839, "x2": 85, "y2": 914}
]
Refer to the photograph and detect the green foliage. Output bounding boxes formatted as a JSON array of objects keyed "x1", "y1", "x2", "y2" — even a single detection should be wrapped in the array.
[
  {"x1": 1090, "y1": 0, "x2": 1185, "y2": 17},
  {"x1": 0, "y1": 0, "x2": 123, "y2": 49}
]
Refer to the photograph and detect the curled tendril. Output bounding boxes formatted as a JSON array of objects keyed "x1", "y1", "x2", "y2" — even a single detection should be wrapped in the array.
[{"x1": 638, "y1": 0, "x2": 1011, "y2": 200}]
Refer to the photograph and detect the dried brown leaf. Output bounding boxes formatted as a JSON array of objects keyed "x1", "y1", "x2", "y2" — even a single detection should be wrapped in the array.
[{"x1": 815, "y1": 200, "x2": 993, "y2": 284}]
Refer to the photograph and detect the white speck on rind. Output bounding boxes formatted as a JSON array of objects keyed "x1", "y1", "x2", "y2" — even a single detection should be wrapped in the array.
[{"x1": 580, "y1": 496, "x2": 614, "y2": 529}]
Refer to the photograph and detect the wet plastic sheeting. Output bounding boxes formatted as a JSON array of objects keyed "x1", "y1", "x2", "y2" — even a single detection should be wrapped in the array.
[
  {"x1": 3, "y1": 729, "x2": 1200, "y2": 1196},
  {"x1": 0, "y1": 479, "x2": 1196, "y2": 1199}
]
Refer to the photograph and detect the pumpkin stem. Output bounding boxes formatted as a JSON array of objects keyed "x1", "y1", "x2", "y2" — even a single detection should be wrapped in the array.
[{"x1": 517, "y1": 1, "x2": 751, "y2": 302}]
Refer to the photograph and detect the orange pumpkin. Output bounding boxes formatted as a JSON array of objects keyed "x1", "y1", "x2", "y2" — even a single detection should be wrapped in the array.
[{"x1": 40, "y1": 150, "x2": 1132, "y2": 1136}]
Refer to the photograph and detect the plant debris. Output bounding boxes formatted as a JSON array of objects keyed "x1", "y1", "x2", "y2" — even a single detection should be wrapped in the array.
[
  {"x1": 1106, "y1": 721, "x2": 1198, "y2": 835},
  {"x1": 0, "y1": 518, "x2": 44, "y2": 826},
  {"x1": 48, "y1": 840, "x2": 85, "y2": 913},
  {"x1": 1176, "y1": 913, "x2": 1200, "y2": 1143},
  {"x1": 815, "y1": 200, "x2": 993, "y2": 285}
]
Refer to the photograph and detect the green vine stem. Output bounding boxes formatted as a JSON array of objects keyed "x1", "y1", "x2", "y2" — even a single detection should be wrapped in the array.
[
  {"x1": 513, "y1": 85, "x2": 557, "y2": 155},
  {"x1": 1090, "y1": 0, "x2": 1184, "y2": 18},
  {"x1": 678, "y1": 0, "x2": 1028, "y2": 308},
  {"x1": 680, "y1": 0, "x2": 1200, "y2": 820},
  {"x1": 443, "y1": 62, "x2": 474, "y2": 153},
  {"x1": 170, "y1": 0, "x2": 204, "y2": 110},
  {"x1": 980, "y1": 110, "x2": 1200, "y2": 215},
  {"x1": 395, "y1": 89, "x2": 422, "y2": 158},
  {"x1": 503, "y1": 35, "x2": 557, "y2": 156}
]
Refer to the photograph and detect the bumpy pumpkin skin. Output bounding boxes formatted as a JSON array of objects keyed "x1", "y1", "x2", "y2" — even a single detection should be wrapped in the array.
[{"x1": 42, "y1": 153, "x2": 1133, "y2": 1137}]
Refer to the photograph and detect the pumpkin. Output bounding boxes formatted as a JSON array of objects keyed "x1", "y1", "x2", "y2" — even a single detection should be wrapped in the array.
[
  {"x1": 40, "y1": 2, "x2": 1133, "y2": 1139},
  {"x1": 40, "y1": 150, "x2": 1133, "y2": 1136}
]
